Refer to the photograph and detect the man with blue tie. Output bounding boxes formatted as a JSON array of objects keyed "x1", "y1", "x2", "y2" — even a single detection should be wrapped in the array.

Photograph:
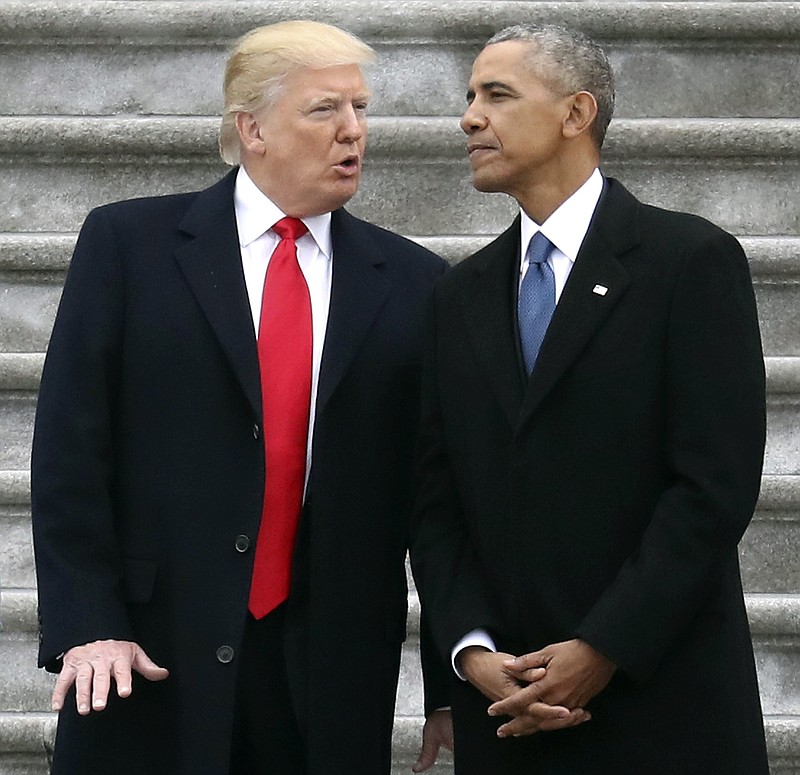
[
  {"x1": 411, "y1": 23, "x2": 770, "y2": 774},
  {"x1": 31, "y1": 20, "x2": 451, "y2": 774}
]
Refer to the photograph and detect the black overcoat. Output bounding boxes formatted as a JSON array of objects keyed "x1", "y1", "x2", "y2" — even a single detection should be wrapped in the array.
[
  {"x1": 411, "y1": 178, "x2": 769, "y2": 774},
  {"x1": 31, "y1": 169, "x2": 448, "y2": 774}
]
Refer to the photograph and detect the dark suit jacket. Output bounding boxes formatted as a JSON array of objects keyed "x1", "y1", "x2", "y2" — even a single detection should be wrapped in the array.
[
  {"x1": 31, "y1": 168, "x2": 448, "y2": 775},
  {"x1": 411, "y1": 178, "x2": 769, "y2": 774}
]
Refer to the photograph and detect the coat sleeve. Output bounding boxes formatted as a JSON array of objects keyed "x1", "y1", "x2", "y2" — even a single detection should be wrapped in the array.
[
  {"x1": 31, "y1": 206, "x2": 135, "y2": 671},
  {"x1": 574, "y1": 228, "x2": 766, "y2": 683},
  {"x1": 410, "y1": 289, "x2": 506, "y2": 665}
]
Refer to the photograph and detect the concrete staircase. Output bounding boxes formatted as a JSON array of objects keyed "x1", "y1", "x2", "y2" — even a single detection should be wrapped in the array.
[{"x1": 1, "y1": 2, "x2": 798, "y2": 772}]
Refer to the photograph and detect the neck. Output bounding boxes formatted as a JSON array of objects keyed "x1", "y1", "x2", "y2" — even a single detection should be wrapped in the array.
[{"x1": 515, "y1": 148, "x2": 599, "y2": 225}]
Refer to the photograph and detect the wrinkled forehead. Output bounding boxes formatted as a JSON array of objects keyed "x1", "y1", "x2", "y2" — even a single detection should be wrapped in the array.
[{"x1": 269, "y1": 63, "x2": 370, "y2": 107}]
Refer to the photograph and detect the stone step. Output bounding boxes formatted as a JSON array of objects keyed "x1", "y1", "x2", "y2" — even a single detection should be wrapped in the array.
[
  {"x1": 3, "y1": 590, "x2": 800, "y2": 703},
  {"x1": 1, "y1": 234, "x2": 798, "y2": 358},
  {"x1": 2, "y1": 235, "x2": 798, "y2": 356},
  {"x1": 0, "y1": 711, "x2": 454, "y2": 775},
  {"x1": 3, "y1": 474, "x2": 799, "y2": 595},
  {"x1": 0, "y1": 1, "x2": 797, "y2": 118},
  {"x1": 1, "y1": 233, "x2": 799, "y2": 277},
  {"x1": 0, "y1": 356, "x2": 796, "y2": 464},
  {"x1": 0, "y1": 116, "x2": 798, "y2": 236},
  {"x1": 0, "y1": 232, "x2": 800, "y2": 356},
  {"x1": 0, "y1": 594, "x2": 797, "y2": 773}
]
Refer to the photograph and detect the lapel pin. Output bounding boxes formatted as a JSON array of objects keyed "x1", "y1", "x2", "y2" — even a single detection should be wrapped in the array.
[{"x1": 592, "y1": 284, "x2": 608, "y2": 296}]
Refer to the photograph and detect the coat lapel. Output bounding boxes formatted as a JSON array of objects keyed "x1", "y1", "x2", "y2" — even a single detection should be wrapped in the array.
[
  {"x1": 173, "y1": 169, "x2": 262, "y2": 419},
  {"x1": 519, "y1": 179, "x2": 638, "y2": 423},
  {"x1": 462, "y1": 218, "x2": 526, "y2": 430},
  {"x1": 315, "y1": 209, "x2": 391, "y2": 417}
]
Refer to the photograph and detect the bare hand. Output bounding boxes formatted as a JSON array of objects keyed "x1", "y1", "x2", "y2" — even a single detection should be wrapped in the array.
[
  {"x1": 413, "y1": 708, "x2": 454, "y2": 772},
  {"x1": 459, "y1": 647, "x2": 584, "y2": 736},
  {"x1": 52, "y1": 639, "x2": 169, "y2": 715},
  {"x1": 489, "y1": 639, "x2": 615, "y2": 737}
]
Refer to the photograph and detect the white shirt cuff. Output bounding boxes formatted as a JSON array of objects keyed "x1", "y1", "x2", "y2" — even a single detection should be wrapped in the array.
[{"x1": 451, "y1": 629, "x2": 497, "y2": 680}]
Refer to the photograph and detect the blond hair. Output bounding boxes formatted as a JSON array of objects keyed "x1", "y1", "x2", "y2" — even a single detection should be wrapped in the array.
[{"x1": 219, "y1": 20, "x2": 376, "y2": 165}]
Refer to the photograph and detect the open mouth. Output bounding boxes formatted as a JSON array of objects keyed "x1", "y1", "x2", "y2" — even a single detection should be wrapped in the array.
[{"x1": 335, "y1": 155, "x2": 360, "y2": 173}]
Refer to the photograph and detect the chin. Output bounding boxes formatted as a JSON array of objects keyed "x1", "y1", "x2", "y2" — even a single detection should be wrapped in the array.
[{"x1": 471, "y1": 174, "x2": 504, "y2": 194}]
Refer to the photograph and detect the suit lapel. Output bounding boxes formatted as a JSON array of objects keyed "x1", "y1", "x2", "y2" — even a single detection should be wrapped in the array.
[
  {"x1": 316, "y1": 209, "x2": 391, "y2": 416},
  {"x1": 519, "y1": 179, "x2": 638, "y2": 423},
  {"x1": 462, "y1": 218, "x2": 526, "y2": 430},
  {"x1": 174, "y1": 169, "x2": 262, "y2": 419}
]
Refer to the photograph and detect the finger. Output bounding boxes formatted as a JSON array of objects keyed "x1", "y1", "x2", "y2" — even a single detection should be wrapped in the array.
[
  {"x1": 538, "y1": 709, "x2": 592, "y2": 733},
  {"x1": 488, "y1": 686, "x2": 551, "y2": 717},
  {"x1": 503, "y1": 651, "x2": 548, "y2": 671},
  {"x1": 90, "y1": 659, "x2": 112, "y2": 711},
  {"x1": 412, "y1": 743, "x2": 436, "y2": 773},
  {"x1": 131, "y1": 647, "x2": 169, "y2": 682},
  {"x1": 51, "y1": 666, "x2": 77, "y2": 711},
  {"x1": 503, "y1": 665, "x2": 546, "y2": 683},
  {"x1": 73, "y1": 664, "x2": 95, "y2": 715},
  {"x1": 112, "y1": 655, "x2": 134, "y2": 698},
  {"x1": 496, "y1": 706, "x2": 584, "y2": 738}
]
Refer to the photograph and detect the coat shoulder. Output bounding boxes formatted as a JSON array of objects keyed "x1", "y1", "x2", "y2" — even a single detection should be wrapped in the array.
[
  {"x1": 337, "y1": 211, "x2": 448, "y2": 277},
  {"x1": 86, "y1": 190, "x2": 199, "y2": 233},
  {"x1": 605, "y1": 178, "x2": 741, "y2": 258}
]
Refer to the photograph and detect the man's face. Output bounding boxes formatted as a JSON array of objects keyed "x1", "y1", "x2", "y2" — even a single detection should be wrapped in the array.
[
  {"x1": 248, "y1": 64, "x2": 369, "y2": 217},
  {"x1": 460, "y1": 41, "x2": 571, "y2": 200}
]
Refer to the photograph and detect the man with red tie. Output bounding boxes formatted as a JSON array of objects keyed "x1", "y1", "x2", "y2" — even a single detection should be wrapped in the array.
[{"x1": 31, "y1": 20, "x2": 450, "y2": 774}]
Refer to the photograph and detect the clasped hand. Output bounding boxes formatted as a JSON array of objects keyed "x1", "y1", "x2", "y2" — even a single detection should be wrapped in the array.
[{"x1": 459, "y1": 639, "x2": 616, "y2": 738}]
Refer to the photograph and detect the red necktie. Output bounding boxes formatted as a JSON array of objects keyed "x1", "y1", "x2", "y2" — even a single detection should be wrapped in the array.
[{"x1": 249, "y1": 216, "x2": 312, "y2": 619}]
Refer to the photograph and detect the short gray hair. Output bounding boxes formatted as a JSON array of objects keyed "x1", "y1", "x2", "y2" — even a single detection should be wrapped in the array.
[{"x1": 487, "y1": 24, "x2": 615, "y2": 149}]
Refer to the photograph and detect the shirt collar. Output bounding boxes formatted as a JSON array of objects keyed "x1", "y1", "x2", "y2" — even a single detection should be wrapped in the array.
[
  {"x1": 233, "y1": 166, "x2": 333, "y2": 259},
  {"x1": 520, "y1": 167, "x2": 604, "y2": 265}
]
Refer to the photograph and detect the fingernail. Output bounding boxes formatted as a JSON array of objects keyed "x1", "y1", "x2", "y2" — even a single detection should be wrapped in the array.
[
  {"x1": 78, "y1": 703, "x2": 88, "y2": 713},
  {"x1": 487, "y1": 709, "x2": 497, "y2": 717},
  {"x1": 51, "y1": 702, "x2": 61, "y2": 711},
  {"x1": 497, "y1": 729, "x2": 506, "y2": 738},
  {"x1": 93, "y1": 698, "x2": 105, "y2": 708}
]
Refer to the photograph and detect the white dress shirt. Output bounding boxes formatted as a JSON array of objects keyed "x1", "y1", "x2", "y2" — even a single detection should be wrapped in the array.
[
  {"x1": 234, "y1": 166, "x2": 333, "y2": 490},
  {"x1": 452, "y1": 167, "x2": 604, "y2": 677}
]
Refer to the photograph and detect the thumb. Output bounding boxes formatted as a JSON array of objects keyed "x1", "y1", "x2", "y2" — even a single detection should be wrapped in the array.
[
  {"x1": 503, "y1": 650, "x2": 548, "y2": 671},
  {"x1": 412, "y1": 734, "x2": 438, "y2": 773},
  {"x1": 131, "y1": 646, "x2": 170, "y2": 682}
]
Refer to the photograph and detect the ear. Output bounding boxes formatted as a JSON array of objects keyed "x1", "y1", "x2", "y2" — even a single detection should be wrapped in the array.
[
  {"x1": 235, "y1": 112, "x2": 266, "y2": 156},
  {"x1": 562, "y1": 91, "x2": 598, "y2": 140}
]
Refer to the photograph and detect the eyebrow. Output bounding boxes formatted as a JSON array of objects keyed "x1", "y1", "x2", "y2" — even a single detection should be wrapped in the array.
[
  {"x1": 307, "y1": 91, "x2": 371, "y2": 104},
  {"x1": 467, "y1": 80, "x2": 518, "y2": 100}
]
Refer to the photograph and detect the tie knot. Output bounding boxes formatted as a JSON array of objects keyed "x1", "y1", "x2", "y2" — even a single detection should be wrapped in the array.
[
  {"x1": 273, "y1": 217, "x2": 308, "y2": 241},
  {"x1": 527, "y1": 231, "x2": 554, "y2": 267}
]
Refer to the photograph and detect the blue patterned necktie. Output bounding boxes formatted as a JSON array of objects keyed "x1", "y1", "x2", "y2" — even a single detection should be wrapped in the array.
[{"x1": 518, "y1": 231, "x2": 556, "y2": 375}]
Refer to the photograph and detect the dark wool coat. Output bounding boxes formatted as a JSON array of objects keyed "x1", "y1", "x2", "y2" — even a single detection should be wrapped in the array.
[
  {"x1": 411, "y1": 178, "x2": 770, "y2": 775},
  {"x1": 32, "y1": 169, "x2": 448, "y2": 775}
]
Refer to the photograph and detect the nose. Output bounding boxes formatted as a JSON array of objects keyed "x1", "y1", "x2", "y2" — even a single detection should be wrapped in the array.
[
  {"x1": 460, "y1": 103, "x2": 486, "y2": 135},
  {"x1": 338, "y1": 105, "x2": 365, "y2": 143}
]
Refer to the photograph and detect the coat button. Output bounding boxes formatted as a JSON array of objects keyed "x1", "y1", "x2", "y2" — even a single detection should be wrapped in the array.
[
  {"x1": 253, "y1": 424, "x2": 260, "y2": 439},
  {"x1": 216, "y1": 645, "x2": 234, "y2": 664},
  {"x1": 235, "y1": 535, "x2": 250, "y2": 553}
]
